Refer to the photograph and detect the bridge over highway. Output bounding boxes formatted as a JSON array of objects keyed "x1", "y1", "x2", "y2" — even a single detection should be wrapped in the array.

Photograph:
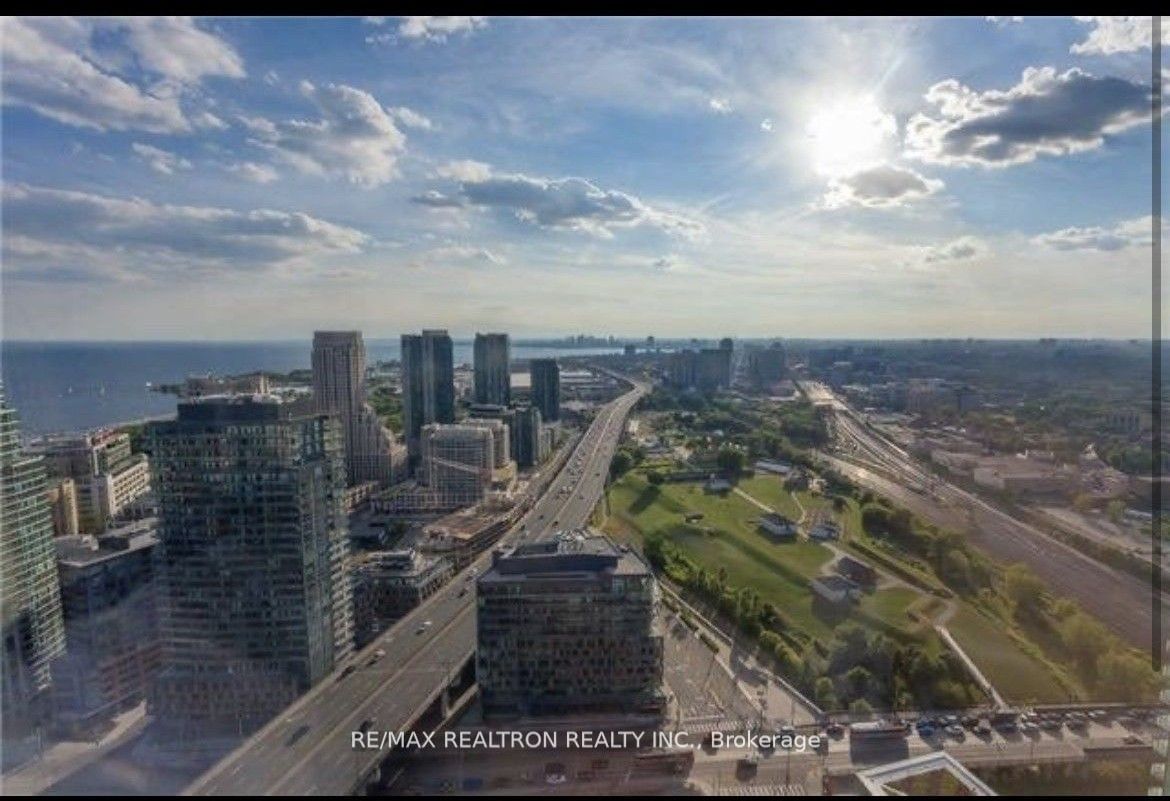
[{"x1": 185, "y1": 378, "x2": 647, "y2": 796}]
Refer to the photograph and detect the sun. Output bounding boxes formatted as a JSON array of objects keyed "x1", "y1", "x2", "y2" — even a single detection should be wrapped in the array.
[{"x1": 805, "y1": 96, "x2": 897, "y2": 177}]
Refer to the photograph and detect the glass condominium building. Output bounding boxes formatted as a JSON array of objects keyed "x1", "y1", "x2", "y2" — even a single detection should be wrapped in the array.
[
  {"x1": 145, "y1": 393, "x2": 353, "y2": 739},
  {"x1": 0, "y1": 386, "x2": 66, "y2": 741}
]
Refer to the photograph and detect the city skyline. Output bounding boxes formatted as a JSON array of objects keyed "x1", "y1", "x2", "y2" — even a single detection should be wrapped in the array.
[{"x1": 1, "y1": 16, "x2": 1164, "y2": 341}]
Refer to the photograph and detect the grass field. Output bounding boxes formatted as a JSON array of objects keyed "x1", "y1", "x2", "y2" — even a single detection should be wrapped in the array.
[
  {"x1": 605, "y1": 471, "x2": 938, "y2": 646},
  {"x1": 947, "y1": 606, "x2": 1079, "y2": 704}
]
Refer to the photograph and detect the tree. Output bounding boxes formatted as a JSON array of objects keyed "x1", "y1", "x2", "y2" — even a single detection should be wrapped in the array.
[
  {"x1": 815, "y1": 677, "x2": 838, "y2": 709},
  {"x1": 716, "y1": 445, "x2": 746, "y2": 476},
  {"x1": 844, "y1": 665, "x2": 872, "y2": 700},
  {"x1": 1004, "y1": 563, "x2": 1047, "y2": 619},
  {"x1": 646, "y1": 470, "x2": 665, "y2": 486},
  {"x1": 1059, "y1": 612, "x2": 1109, "y2": 675},
  {"x1": 609, "y1": 450, "x2": 634, "y2": 479},
  {"x1": 1096, "y1": 651, "x2": 1160, "y2": 702},
  {"x1": 848, "y1": 698, "x2": 873, "y2": 717}
]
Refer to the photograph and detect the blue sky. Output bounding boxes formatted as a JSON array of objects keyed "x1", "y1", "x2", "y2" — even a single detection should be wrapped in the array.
[{"x1": 1, "y1": 16, "x2": 1164, "y2": 340}]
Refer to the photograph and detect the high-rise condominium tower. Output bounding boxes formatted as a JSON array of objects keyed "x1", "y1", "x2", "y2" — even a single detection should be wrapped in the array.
[
  {"x1": 529, "y1": 358, "x2": 561, "y2": 423},
  {"x1": 0, "y1": 386, "x2": 66, "y2": 740},
  {"x1": 146, "y1": 394, "x2": 353, "y2": 739},
  {"x1": 401, "y1": 330, "x2": 455, "y2": 468},
  {"x1": 311, "y1": 331, "x2": 401, "y2": 487},
  {"x1": 473, "y1": 333, "x2": 511, "y2": 407}
]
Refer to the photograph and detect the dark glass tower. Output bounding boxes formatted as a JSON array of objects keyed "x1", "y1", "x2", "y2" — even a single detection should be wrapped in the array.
[
  {"x1": 145, "y1": 394, "x2": 353, "y2": 739},
  {"x1": 401, "y1": 329, "x2": 455, "y2": 468}
]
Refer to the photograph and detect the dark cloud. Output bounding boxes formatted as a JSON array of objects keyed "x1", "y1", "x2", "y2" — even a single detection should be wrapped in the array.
[
  {"x1": 448, "y1": 169, "x2": 703, "y2": 239},
  {"x1": 906, "y1": 67, "x2": 1153, "y2": 167},
  {"x1": 824, "y1": 164, "x2": 943, "y2": 208}
]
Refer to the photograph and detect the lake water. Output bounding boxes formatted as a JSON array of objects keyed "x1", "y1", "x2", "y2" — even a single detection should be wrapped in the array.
[{"x1": 1, "y1": 340, "x2": 620, "y2": 436}]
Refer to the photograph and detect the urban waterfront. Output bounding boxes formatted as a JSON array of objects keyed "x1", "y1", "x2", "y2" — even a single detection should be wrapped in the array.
[{"x1": 0, "y1": 341, "x2": 620, "y2": 435}]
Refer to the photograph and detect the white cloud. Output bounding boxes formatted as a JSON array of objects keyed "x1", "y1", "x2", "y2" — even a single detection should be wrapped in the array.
[
  {"x1": 226, "y1": 161, "x2": 280, "y2": 184},
  {"x1": 708, "y1": 97, "x2": 732, "y2": 114},
  {"x1": 432, "y1": 164, "x2": 704, "y2": 239},
  {"x1": 410, "y1": 190, "x2": 464, "y2": 208},
  {"x1": 435, "y1": 159, "x2": 493, "y2": 182},
  {"x1": 390, "y1": 106, "x2": 435, "y2": 130},
  {"x1": 0, "y1": 17, "x2": 243, "y2": 134},
  {"x1": 919, "y1": 236, "x2": 988, "y2": 264},
  {"x1": 1071, "y1": 17, "x2": 1170, "y2": 56},
  {"x1": 760, "y1": 118, "x2": 773, "y2": 132},
  {"x1": 823, "y1": 164, "x2": 943, "y2": 209},
  {"x1": 397, "y1": 16, "x2": 487, "y2": 43},
  {"x1": 415, "y1": 244, "x2": 506, "y2": 266},
  {"x1": 191, "y1": 110, "x2": 228, "y2": 130},
  {"x1": 131, "y1": 142, "x2": 192, "y2": 175},
  {"x1": 906, "y1": 66, "x2": 1153, "y2": 168},
  {"x1": 107, "y1": 16, "x2": 245, "y2": 84},
  {"x1": 1032, "y1": 215, "x2": 1152, "y2": 251},
  {"x1": 2, "y1": 183, "x2": 370, "y2": 281},
  {"x1": 247, "y1": 81, "x2": 408, "y2": 187}
]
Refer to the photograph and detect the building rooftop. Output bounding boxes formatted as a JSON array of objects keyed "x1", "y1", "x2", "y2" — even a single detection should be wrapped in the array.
[
  {"x1": 812, "y1": 574, "x2": 858, "y2": 593},
  {"x1": 175, "y1": 389, "x2": 314, "y2": 421},
  {"x1": 480, "y1": 529, "x2": 650, "y2": 582},
  {"x1": 856, "y1": 751, "x2": 996, "y2": 796},
  {"x1": 55, "y1": 518, "x2": 159, "y2": 568}
]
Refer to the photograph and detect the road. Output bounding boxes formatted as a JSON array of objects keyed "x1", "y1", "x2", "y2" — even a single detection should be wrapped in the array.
[
  {"x1": 186, "y1": 379, "x2": 647, "y2": 796},
  {"x1": 802, "y1": 381, "x2": 1167, "y2": 651}
]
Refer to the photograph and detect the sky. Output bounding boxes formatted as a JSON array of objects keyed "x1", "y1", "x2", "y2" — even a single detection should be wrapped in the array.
[{"x1": 0, "y1": 16, "x2": 1165, "y2": 340}]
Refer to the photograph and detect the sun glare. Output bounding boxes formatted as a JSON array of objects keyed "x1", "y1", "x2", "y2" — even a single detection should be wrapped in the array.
[{"x1": 805, "y1": 96, "x2": 896, "y2": 177}]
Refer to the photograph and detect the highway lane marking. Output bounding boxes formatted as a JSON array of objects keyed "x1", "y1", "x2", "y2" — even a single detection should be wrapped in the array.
[{"x1": 268, "y1": 603, "x2": 477, "y2": 795}]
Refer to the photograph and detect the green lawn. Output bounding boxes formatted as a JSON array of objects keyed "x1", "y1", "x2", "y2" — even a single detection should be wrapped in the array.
[
  {"x1": 736, "y1": 475, "x2": 803, "y2": 520},
  {"x1": 606, "y1": 473, "x2": 938, "y2": 646},
  {"x1": 947, "y1": 606, "x2": 1077, "y2": 705}
]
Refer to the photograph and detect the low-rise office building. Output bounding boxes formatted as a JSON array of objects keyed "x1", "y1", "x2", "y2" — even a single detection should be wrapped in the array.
[
  {"x1": 352, "y1": 549, "x2": 452, "y2": 646},
  {"x1": 477, "y1": 530, "x2": 664, "y2": 718},
  {"x1": 51, "y1": 521, "x2": 160, "y2": 731}
]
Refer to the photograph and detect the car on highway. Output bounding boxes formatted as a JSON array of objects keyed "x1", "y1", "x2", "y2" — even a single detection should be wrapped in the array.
[
  {"x1": 415, "y1": 621, "x2": 432, "y2": 635},
  {"x1": 1123, "y1": 734, "x2": 1146, "y2": 746},
  {"x1": 337, "y1": 664, "x2": 357, "y2": 680},
  {"x1": 544, "y1": 762, "x2": 567, "y2": 785}
]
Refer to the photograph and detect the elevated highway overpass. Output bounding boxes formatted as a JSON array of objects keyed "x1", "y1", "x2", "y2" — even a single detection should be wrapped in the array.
[{"x1": 187, "y1": 378, "x2": 647, "y2": 795}]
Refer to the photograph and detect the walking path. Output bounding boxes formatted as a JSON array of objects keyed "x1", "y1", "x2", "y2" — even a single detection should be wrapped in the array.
[{"x1": 935, "y1": 624, "x2": 1008, "y2": 710}]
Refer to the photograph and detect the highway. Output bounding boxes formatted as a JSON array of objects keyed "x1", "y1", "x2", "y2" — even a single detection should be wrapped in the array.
[
  {"x1": 186, "y1": 378, "x2": 647, "y2": 796},
  {"x1": 802, "y1": 381, "x2": 1167, "y2": 650}
]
